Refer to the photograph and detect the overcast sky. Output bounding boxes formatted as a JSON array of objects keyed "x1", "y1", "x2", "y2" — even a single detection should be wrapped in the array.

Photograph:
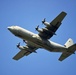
[{"x1": 0, "y1": 0, "x2": 76, "y2": 75}]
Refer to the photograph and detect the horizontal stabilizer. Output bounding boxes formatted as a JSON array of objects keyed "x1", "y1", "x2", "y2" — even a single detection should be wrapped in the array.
[{"x1": 59, "y1": 44, "x2": 76, "y2": 61}]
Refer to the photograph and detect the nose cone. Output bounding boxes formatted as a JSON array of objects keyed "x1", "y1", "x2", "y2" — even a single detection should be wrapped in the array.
[
  {"x1": 7, "y1": 26, "x2": 13, "y2": 31},
  {"x1": 7, "y1": 27, "x2": 11, "y2": 30},
  {"x1": 7, "y1": 26, "x2": 15, "y2": 34}
]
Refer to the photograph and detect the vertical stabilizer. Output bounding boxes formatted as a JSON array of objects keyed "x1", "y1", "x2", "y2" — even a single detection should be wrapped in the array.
[{"x1": 64, "y1": 38, "x2": 74, "y2": 48}]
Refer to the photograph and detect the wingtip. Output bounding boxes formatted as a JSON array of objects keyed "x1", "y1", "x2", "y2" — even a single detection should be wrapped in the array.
[
  {"x1": 13, "y1": 57, "x2": 19, "y2": 61},
  {"x1": 58, "y1": 58, "x2": 63, "y2": 61},
  {"x1": 61, "y1": 11, "x2": 67, "y2": 15}
]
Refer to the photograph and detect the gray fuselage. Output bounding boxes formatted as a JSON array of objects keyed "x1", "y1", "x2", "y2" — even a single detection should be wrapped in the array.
[{"x1": 8, "y1": 26, "x2": 66, "y2": 52}]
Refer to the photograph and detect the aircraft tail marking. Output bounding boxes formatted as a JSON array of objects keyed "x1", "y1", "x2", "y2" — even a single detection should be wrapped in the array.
[{"x1": 64, "y1": 38, "x2": 74, "y2": 48}]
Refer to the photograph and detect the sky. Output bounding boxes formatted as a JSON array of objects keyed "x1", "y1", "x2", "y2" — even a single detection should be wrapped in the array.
[{"x1": 0, "y1": 0, "x2": 76, "y2": 75}]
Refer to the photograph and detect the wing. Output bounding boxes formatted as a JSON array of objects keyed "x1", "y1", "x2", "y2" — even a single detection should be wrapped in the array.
[
  {"x1": 39, "y1": 11, "x2": 67, "y2": 39},
  {"x1": 13, "y1": 46, "x2": 38, "y2": 60},
  {"x1": 59, "y1": 44, "x2": 76, "y2": 61}
]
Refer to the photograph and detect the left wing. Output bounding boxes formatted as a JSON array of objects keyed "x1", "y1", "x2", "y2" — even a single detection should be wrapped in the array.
[
  {"x1": 13, "y1": 46, "x2": 38, "y2": 60},
  {"x1": 13, "y1": 50, "x2": 30, "y2": 60},
  {"x1": 38, "y1": 11, "x2": 67, "y2": 39}
]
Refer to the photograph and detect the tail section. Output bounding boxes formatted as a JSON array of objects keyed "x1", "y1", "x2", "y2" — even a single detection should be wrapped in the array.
[
  {"x1": 64, "y1": 38, "x2": 74, "y2": 48},
  {"x1": 59, "y1": 38, "x2": 76, "y2": 61}
]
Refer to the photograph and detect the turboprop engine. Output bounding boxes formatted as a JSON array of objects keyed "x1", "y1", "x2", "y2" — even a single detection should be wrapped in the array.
[
  {"x1": 42, "y1": 18, "x2": 50, "y2": 27},
  {"x1": 35, "y1": 25, "x2": 43, "y2": 33}
]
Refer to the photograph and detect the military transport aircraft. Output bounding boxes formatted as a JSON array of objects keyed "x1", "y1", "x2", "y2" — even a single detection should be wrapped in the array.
[{"x1": 8, "y1": 11, "x2": 76, "y2": 61}]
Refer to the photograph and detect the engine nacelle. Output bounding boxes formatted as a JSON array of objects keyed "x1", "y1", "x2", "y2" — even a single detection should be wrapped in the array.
[
  {"x1": 36, "y1": 28, "x2": 43, "y2": 33},
  {"x1": 18, "y1": 46, "x2": 25, "y2": 50},
  {"x1": 43, "y1": 22, "x2": 50, "y2": 27},
  {"x1": 18, "y1": 46, "x2": 37, "y2": 53}
]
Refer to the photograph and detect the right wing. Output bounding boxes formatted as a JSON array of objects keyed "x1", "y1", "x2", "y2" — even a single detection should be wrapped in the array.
[
  {"x1": 39, "y1": 11, "x2": 67, "y2": 39},
  {"x1": 13, "y1": 46, "x2": 38, "y2": 60}
]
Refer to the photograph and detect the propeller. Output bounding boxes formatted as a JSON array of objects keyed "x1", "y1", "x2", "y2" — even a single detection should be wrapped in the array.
[
  {"x1": 16, "y1": 42, "x2": 20, "y2": 48},
  {"x1": 23, "y1": 40, "x2": 25, "y2": 43},
  {"x1": 42, "y1": 18, "x2": 46, "y2": 24},
  {"x1": 23, "y1": 40, "x2": 27, "y2": 44},
  {"x1": 35, "y1": 25, "x2": 39, "y2": 31}
]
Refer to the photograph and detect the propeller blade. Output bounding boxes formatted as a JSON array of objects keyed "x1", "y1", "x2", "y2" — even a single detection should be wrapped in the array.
[
  {"x1": 35, "y1": 25, "x2": 39, "y2": 30},
  {"x1": 23, "y1": 40, "x2": 25, "y2": 43},
  {"x1": 16, "y1": 42, "x2": 20, "y2": 48},
  {"x1": 23, "y1": 40, "x2": 27, "y2": 44},
  {"x1": 42, "y1": 18, "x2": 46, "y2": 24}
]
